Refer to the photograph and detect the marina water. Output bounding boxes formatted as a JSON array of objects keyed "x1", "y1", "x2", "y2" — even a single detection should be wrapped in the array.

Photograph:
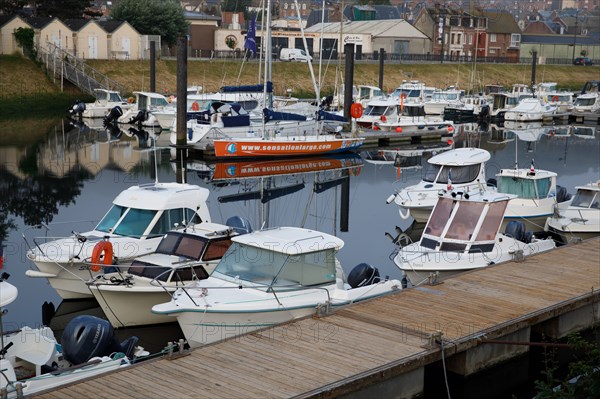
[{"x1": 1, "y1": 119, "x2": 599, "y2": 397}]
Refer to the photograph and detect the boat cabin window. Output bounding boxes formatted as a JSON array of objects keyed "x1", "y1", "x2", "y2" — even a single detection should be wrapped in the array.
[
  {"x1": 423, "y1": 163, "x2": 481, "y2": 184},
  {"x1": 445, "y1": 201, "x2": 486, "y2": 241},
  {"x1": 156, "y1": 232, "x2": 207, "y2": 260},
  {"x1": 150, "y1": 208, "x2": 202, "y2": 237},
  {"x1": 363, "y1": 105, "x2": 387, "y2": 116},
  {"x1": 497, "y1": 176, "x2": 552, "y2": 199},
  {"x1": 203, "y1": 238, "x2": 234, "y2": 261},
  {"x1": 424, "y1": 198, "x2": 455, "y2": 238},
  {"x1": 128, "y1": 260, "x2": 171, "y2": 282},
  {"x1": 506, "y1": 97, "x2": 519, "y2": 106},
  {"x1": 128, "y1": 261, "x2": 208, "y2": 282},
  {"x1": 112, "y1": 208, "x2": 157, "y2": 238},
  {"x1": 475, "y1": 201, "x2": 507, "y2": 241},
  {"x1": 574, "y1": 97, "x2": 596, "y2": 106},
  {"x1": 213, "y1": 243, "x2": 336, "y2": 287},
  {"x1": 571, "y1": 190, "x2": 598, "y2": 208},
  {"x1": 96, "y1": 205, "x2": 127, "y2": 233},
  {"x1": 151, "y1": 97, "x2": 169, "y2": 107},
  {"x1": 108, "y1": 92, "x2": 122, "y2": 102}
]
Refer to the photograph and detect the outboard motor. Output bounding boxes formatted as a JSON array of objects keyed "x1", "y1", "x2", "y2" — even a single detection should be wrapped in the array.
[
  {"x1": 104, "y1": 105, "x2": 123, "y2": 127},
  {"x1": 128, "y1": 109, "x2": 149, "y2": 125},
  {"x1": 347, "y1": 263, "x2": 381, "y2": 288},
  {"x1": 226, "y1": 216, "x2": 252, "y2": 235},
  {"x1": 61, "y1": 315, "x2": 139, "y2": 365},
  {"x1": 68, "y1": 100, "x2": 86, "y2": 117},
  {"x1": 479, "y1": 104, "x2": 490, "y2": 119},
  {"x1": 556, "y1": 185, "x2": 572, "y2": 203},
  {"x1": 504, "y1": 221, "x2": 526, "y2": 242}
]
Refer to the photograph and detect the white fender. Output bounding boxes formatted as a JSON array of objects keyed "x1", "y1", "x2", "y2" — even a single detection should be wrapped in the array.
[
  {"x1": 399, "y1": 208, "x2": 411, "y2": 220},
  {"x1": 210, "y1": 113, "x2": 218, "y2": 124}
]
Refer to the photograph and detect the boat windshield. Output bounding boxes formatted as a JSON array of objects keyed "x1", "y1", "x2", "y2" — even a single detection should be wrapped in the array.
[
  {"x1": 110, "y1": 208, "x2": 158, "y2": 238},
  {"x1": 506, "y1": 97, "x2": 519, "y2": 106},
  {"x1": 422, "y1": 163, "x2": 481, "y2": 184},
  {"x1": 213, "y1": 243, "x2": 337, "y2": 287},
  {"x1": 574, "y1": 97, "x2": 596, "y2": 106},
  {"x1": 571, "y1": 190, "x2": 599, "y2": 208},
  {"x1": 128, "y1": 260, "x2": 209, "y2": 282},
  {"x1": 363, "y1": 105, "x2": 388, "y2": 116},
  {"x1": 108, "y1": 92, "x2": 123, "y2": 102},
  {"x1": 96, "y1": 205, "x2": 127, "y2": 233},
  {"x1": 497, "y1": 176, "x2": 551, "y2": 199},
  {"x1": 422, "y1": 197, "x2": 507, "y2": 252}
]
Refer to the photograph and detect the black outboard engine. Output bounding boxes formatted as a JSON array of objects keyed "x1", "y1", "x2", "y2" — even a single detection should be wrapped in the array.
[
  {"x1": 556, "y1": 185, "x2": 572, "y2": 203},
  {"x1": 68, "y1": 100, "x2": 86, "y2": 117},
  {"x1": 61, "y1": 315, "x2": 139, "y2": 365},
  {"x1": 104, "y1": 105, "x2": 123, "y2": 127},
  {"x1": 226, "y1": 216, "x2": 252, "y2": 235},
  {"x1": 504, "y1": 221, "x2": 526, "y2": 242},
  {"x1": 479, "y1": 104, "x2": 490, "y2": 119},
  {"x1": 347, "y1": 263, "x2": 381, "y2": 288},
  {"x1": 128, "y1": 109, "x2": 149, "y2": 125}
]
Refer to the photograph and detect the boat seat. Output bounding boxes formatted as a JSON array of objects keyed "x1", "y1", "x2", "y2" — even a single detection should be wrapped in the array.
[{"x1": 12, "y1": 327, "x2": 56, "y2": 376}]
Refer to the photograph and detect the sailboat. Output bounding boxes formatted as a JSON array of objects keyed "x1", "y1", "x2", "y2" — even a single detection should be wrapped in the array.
[{"x1": 211, "y1": 0, "x2": 363, "y2": 159}]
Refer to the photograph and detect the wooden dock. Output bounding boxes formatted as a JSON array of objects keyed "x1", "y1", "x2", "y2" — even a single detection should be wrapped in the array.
[{"x1": 36, "y1": 238, "x2": 600, "y2": 399}]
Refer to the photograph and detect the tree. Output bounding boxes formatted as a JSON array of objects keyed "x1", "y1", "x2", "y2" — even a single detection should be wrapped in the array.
[
  {"x1": 35, "y1": 0, "x2": 93, "y2": 19},
  {"x1": 0, "y1": 0, "x2": 28, "y2": 15},
  {"x1": 110, "y1": 0, "x2": 188, "y2": 47},
  {"x1": 221, "y1": 0, "x2": 252, "y2": 13}
]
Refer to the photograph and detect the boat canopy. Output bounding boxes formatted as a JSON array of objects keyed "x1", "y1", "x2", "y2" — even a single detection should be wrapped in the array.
[
  {"x1": 497, "y1": 169, "x2": 556, "y2": 199},
  {"x1": 221, "y1": 82, "x2": 273, "y2": 93},
  {"x1": 420, "y1": 195, "x2": 510, "y2": 253},
  {"x1": 263, "y1": 108, "x2": 307, "y2": 122}
]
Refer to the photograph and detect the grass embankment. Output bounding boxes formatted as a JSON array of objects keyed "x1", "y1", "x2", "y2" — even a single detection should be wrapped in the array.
[
  {"x1": 85, "y1": 58, "x2": 598, "y2": 98},
  {"x1": 1, "y1": 54, "x2": 598, "y2": 117},
  {"x1": 0, "y1": 55, "x2": 86, "y2": 119}
]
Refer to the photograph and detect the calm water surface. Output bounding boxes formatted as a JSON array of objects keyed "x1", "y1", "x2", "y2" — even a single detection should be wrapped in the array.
[{"x1": 0, "y1": 118, "x2": 599, "y2": 384}]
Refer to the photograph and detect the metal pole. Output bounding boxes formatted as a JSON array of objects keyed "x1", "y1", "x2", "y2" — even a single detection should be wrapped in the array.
[
  {"x1": 531, "y1": 50, "x2": 537, "y2": 90},
  {"x1": 343, "y1": 43, "x2": 354, "y2": 123},
  {"x1": 340, "y1": 171, "x2": 350, "y2": 232},
  {"x1": 378, "y1": 48, "x2": 384, "y2": 92},
  {"x1": 175, "y1": 36, "x2": 188, "y2": 148},
  {"x1": 150, "y1": 41, "x2": 156, "y2": 93}
]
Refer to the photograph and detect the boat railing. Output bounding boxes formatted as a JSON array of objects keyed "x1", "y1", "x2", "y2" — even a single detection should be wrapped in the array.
[{"x1": 397, "y1": 182, "x2": 484, "y2": 202}]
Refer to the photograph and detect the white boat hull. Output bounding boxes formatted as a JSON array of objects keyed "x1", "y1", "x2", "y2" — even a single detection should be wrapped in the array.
[
  {"x1": 396, "y1": 236, "x2": 557, "y2": 286},
  {"x1": 89, "y1": 285, "x2": 175, "y2": 327}
]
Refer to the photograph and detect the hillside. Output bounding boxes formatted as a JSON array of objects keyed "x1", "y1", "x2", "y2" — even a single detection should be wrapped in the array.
[{"x1": 1, "y1": 54, "x2": 598, "y2": 101}]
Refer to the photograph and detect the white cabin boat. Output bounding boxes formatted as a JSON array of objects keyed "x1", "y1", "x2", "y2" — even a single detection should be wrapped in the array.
[
  {"x1": 152, "y1": 227, "x2": 401, "y2": 348},
  {"x1": 25, "y1": 182, "x2": 212, "y2": 299},
  {"x1": 504, "y1": 98, "x2": 556, "y2": 122},
  {"x1": 356, "y1": 97, "x2": 401, "y2": 128},
  {"x1": 572, "y1": 93, "x2": 600, "y2": 114},
  {"x1": 423, "y1": 88, "x2": 463, "y2": 115},
  {"x1": 387, "y1": 148, "x2": 494, "y2": 223},
  {"x1": 88, "y1": 221, "x2": 246, "y2": 328},
  {"x1": 545, "y1": 181, "x2": 600, "y2": 243},
  {"x1": 393, "y1": 191, "x2": 556, "y2": 285},
  {"x1": 69, "y1": 89, "x2": 133, "y2": 118},
  {"x1": 117, "y1": 92, "x2": 172, "y2": 128}
]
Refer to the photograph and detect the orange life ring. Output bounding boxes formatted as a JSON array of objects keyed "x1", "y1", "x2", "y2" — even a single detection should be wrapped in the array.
[
  {"x1": 350, "y1": 103, "x2": 363, "y2": 118},
  {"x1": 551, "y1": 95, "x2": 559, "y2": 102},
  {"x1": 191, "y1": 101, "x2": 200, "y2": 111},
  {"x1": 127, "y1": 97, "x2": 134, "y2": 104},
  {"x1": 90, "y1": 240, "x2": 113, "y2": 272},
  {"x1": 380, "y1": 115, "x2": 387, "y2": 122},
  {"x1": 400, "y1": 93, "x2": 407, "y2": 100}
]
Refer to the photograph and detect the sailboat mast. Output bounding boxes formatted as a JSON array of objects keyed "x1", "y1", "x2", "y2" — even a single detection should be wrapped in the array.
[
  {"x1": 293, "y1": 0, "x2": 319, "y2": 102},
  {"x1": 263, "y1": 0, "x2": 272, "y2": 110}
]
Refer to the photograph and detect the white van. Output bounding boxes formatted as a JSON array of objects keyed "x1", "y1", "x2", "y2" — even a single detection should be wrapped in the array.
[{"x1": 279, "y1": 48, "x2": 312, "y2": 62}]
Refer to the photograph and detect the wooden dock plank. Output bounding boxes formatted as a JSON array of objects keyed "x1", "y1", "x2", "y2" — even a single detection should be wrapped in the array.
[{"x1": 37, "y1": 238, "x2": 600, "y2": 399}]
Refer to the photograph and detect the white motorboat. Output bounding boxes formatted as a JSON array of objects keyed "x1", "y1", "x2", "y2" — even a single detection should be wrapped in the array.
[
  {"x1": 495, "y1": 165, "x2": 570, "y2": 232},
  {"x1": 356, "y1": 97, "x2": 401, "y2": 128},
  {"x1": 0, "y1": 275, "x2": 146, "y2": 398},
  {"x1": 152, "y1": 227, "x2": 401, "y2": 348},
  {"x1": 375, "y1": 102, "x2": 454, "y2": 135},
  {"x1": 87, "y1": 220, "x2": 249, "y2": 328},
  {"x1": 68, "y1": 89, "x2": 133, "y2": 119},
  {"x1": 572, "y1": 92, "x2": 600, "y2": 114},
  {"x1": 423, "y1": 88, "x2": 463, "y2": 115},
  {"x1": 112, "y1": 91, "x2": 172, "y2": 128},
  {"x1": 386, "y1": 148, "x2": 494, "y2": 223},
  {"x1": 545, "y1": 181, "x2": 600, "y2": 244},
  {"x1": 393, "y1": 190, "x2": 557, "y2": 285},
  {"x1": 25, "y1": 182, "x2": 212, "y2": 299},
  {"x1": 504, "y1": 97, "x2": 557, "y2": 122}
]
